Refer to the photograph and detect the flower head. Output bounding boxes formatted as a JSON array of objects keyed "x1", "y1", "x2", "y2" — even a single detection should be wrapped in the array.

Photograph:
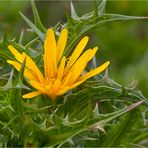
[{"x1": 7, "y1": 29, "x2": 110, "y2": 100}]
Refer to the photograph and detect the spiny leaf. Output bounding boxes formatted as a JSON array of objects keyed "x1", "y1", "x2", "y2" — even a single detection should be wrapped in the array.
[
  {"x1": 128, "y1": 90, "x2": 148, "y2": 104},
  {"x1": 132, "y1": 132, "x2": 148, "y2": 144},
  {"x1": 20, "y1": 12, "x2": 45, "y2": 41},
  {"x1": 70, "y1": 1, "x2": 80, "y2": 21},
  {"x1": 93, "y1": 102, "x2": 100, "y2": 117},
  {"x1": 9, "y1": 42, "x2": 25, "y2": 53},
  {"x1": 94, "y1": 101, "x2": 143, "y2": 128},
  {"x1": 18, "y1": 29, "x2": 24, "y2": 44},
  {"x1": 0, "y1": 105, "x2": 14, "y2": 114},
  {"x1": 25, "y1": 37, "x2": 39, "y2": 49},
  {"x1": 65, "y1": 12, "x2": 148, "y2": 56},
  {"x1": 0, "y1": 58, "x2": 30, "y2": 90},
  {"x1": 100, "y1": 112, "x2": 132, "y2": 146},
  {"x1": 31, "y1": 0, "x2": 46, "y2": 32},
  {"x1": 0, "y1": 70, "x2": 14, "y2": 90},
  {"x1": 93, "y1": 1, "x2": 98, "y2": 19},
  {"x1": 98, "y1": 0, "x2": 106, "y2": 16},
  {"x1": 53, "y1": 129, "x2": 87, "y2": 147},
  {"x1": 51, "y1": 101, "x2": 143, "y2": 147},
  {"x1": 14, "y1": 58, "x2": 30, "y2": 90},
  {"x1": 9, "y1": 89, "x2": 23, "y2": 116},
  {"x1": 15, "y1": 58, "x2": 26, "y2": 83},
  {"x1": 62, "y1": 115, "x2": 87, "y2": 127},
  {"x1": 0, "y1": 35, "x2": 14, "y2": 60},
  {"x1": 3, "y1": 30, "x2": 9, "y2": 44}
]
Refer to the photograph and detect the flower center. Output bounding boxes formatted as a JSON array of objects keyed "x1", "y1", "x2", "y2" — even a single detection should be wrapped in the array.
[{"x1": 44, "y1": 78, "x2": 62, "y2": 97}]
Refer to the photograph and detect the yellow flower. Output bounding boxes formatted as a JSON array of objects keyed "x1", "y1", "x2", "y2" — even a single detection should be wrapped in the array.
[{"x1": 7, "y1": 29, "x2": 110, "y2": 100}]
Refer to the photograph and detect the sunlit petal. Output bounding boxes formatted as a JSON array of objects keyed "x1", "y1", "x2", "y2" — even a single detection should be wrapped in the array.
[
  {"x1": 67, "y1": 47, "x2": 98, "y2": 84},
  {"x1": 8, "y1": 45, "x2": 22, "y2": 58},
  {"x1": 22, "y1": 53, "x2": 45, "y2": 83},
  {"x1": 8, "y1": 45, "x2": 44, "y2": 83},
  {"x1": 29, "y1": 80, "x2": 48, "y2": 94},
  {"x1": 65, "y1": 36, "x2": 89, "y2": 72},
  {"x1": 23, "y1": 91, "x2": 41, "y2": 99},
  {"x1": 69, "y1": 61, "x2": 110, "y2": 90},
  {"x1": 88, "y1": 47, "x2": 98, "y2": 61},
  {"x1": 57, "y1": 29, "x2": 68, "y2": 62},
  {"x1": 64, "y1": 49, "x2": 92, "y2": 85},
  {"x1": 44, "y1": 29, "x2": 57, "y2": 78},
  {"x1": 57, "y1": 56, "x2": 66, "y2": 80},
  {"x1": 7, "y1": 60, "x2": 34, "y2": 80},
  {"x1": 79, "y1": 61, "x2": 110, "y2": 81},
  {"x1": 57, "y1": 86, "x2": 70, "y2": 96}
]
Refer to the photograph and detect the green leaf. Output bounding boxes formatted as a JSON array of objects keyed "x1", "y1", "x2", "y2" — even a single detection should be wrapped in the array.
[
  {"x1": 18, "y1": 29, "x2": 24, "y2": 44},
  {"x1": 0, "y1": 33, "x2": 13, "y2": 60},
  {"x1": 31, "y1": 0, "x2": 46, "y2": 32},
  {"x1": 14, "y1": 58, "x2": 30, "y2": 90},
  {"x1": 89, "y1": 101, "x2": 143, "y2": 132},
  {"x1": 70, "y1": 1, "x2": 80, "y2": 21},
  {"x1": 5, "y1": 59, "x2": 27, "y2": 115},
  {"x1": 25, "y1": 37, "x2": 39, "y2": 49},
  {"x1": 0, "y1": 37, "x2": 26, "y2": 60},
  {"x1": 100, "y1": 112, "x2": 132, "y2": 146},
  {"x1": 50, "y1": 101, "x2": 143, "y2": 147},
  {"x1": 98, "y1": 0, "x2": 106, "y2": 16},
  {"x1": 0, "y1": 70, "x2": 14, "y2": 90},
  {"x1": 132, "y1": 132, "x2": 148, "y2": 144},
  {"x1": 20, "y1": 12, "x2": 45, "y2": 41},
  {"x1": 65, "y1": 9, "x2": 148, "y2": 56},
  {"x1": 9, "y1": 89, "x2": 23, "y2": 116}
]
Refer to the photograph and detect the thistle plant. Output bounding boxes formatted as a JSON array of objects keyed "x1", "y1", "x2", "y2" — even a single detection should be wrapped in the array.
[{"x1": 0, "y1": 0, "x2": 148, "y2": 147}]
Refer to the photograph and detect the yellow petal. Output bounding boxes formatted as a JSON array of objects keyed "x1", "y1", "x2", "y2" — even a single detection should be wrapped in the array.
[
  {"x1": 88, "y1": 47, "x2": 98, "y2": 61},
  {"x1": 69, "y1": 80, "x2": 85, "y2": 90},
  {"x1": 52, "y1": 79, "x2": 61, "y2": 96},
  {"x1": 79, "y1": 61, "x2": 110, "y2": 81},
  {"x1": 23, "y1": 91, "x2": 41, "y2": 99},
  {"x1": 66, "y1": 48, "x2": 98, "y2": 85},
  {"x1": 57, "y1": 86, "x2": 70, "y2": 96},
  {"x1": 29, "y1": 80, "x2": 50, "y2": 95},
  {"x1": 62, "y1": 71, "x2": 73, "y2": 86},
  {"x1": 7, "y1": 60, "x2": 20, "y2": 70},
  {"x1": 66, "y1": 50, "x2": 91, "y2": 85},
  {"x1": 69, "y1": 61, "x2": 110, "y2": 90},
  {"x1": 44, "y1": 29, "x2": 57, "y2": 78},
  {"x1": 57, "y1": 29, "x2": 68, "y2": 62},
  {"x1": 8, "y1": 45, "x2": 22, "y2": 57},
  {"x1": 22, "y1": 53, "x2": 44, "y2": 83},
  {"x1": 8, "y1": 45, "x2": 44, "y2": 83},
  {"x1": 8, "y1": 45, "x2": 26, "y2": 65},
  {"x1": 7, "y1": 60, "x2": 34, "y2": 80},
  {"x1": 65, "y1": 36, "x2": 89, "y2": 72},
  {"x1": 57, "y1": 56, "x2": 66, "y2": 80}
]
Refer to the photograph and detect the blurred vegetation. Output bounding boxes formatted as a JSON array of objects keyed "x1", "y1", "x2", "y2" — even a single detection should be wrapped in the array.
[
  {"x1": 96, "y1": 1, "x2": 148, "y2": 99},
  {"x1": 0, "y1": 0, "x2": 148, "y2": 98}
]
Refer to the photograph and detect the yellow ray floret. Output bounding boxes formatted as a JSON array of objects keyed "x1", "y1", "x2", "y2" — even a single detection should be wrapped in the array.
[{"x1": 7, "y1": 28, "x2": 110, "y2": 100}]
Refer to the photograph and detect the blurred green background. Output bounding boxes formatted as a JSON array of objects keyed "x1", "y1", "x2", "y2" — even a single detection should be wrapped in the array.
[{"x1": 0, "y1": 0, "x2": 148, "y2": 97}]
